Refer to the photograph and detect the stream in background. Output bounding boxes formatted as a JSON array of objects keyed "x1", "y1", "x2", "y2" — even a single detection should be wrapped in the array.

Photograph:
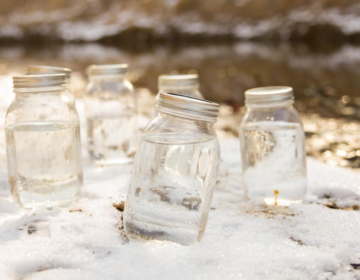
[
  {"x1": 1, "y1": 41, "x2": 360, "y2": 169},
  {"x1": 2, "y1": 0, "x2": 360, "y2": 168},
  {"x1": 2, "y1": 42, "x2": 360, "y2": 117}
]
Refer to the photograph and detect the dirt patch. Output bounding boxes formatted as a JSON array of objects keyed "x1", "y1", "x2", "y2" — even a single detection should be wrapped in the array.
[
  {"x1": 290, "y1": 237, "x2": 305, "y2": 246},
  {"x1": 27, "y1": 224, "x2": 37, "y2": 235},
  {"x1": 242, "y1": 204, "x2": 298, "y2": 219},
  {"x1": 323, "y1": 202, "x2": 359, "y2": 211},
  {"x1": 69, "y1": 209, "x2": 83, "y2": 213},
  {"x1": 113, "y1": 201, "x2": 125, "y2": 212},
  {"x1": 118, "y1": 215, "x2": 129, "y2": 243},
  {"x1": 315, "y1": 190, "x2": 360, "y2": 211},
  {"x1": 351, "y1": 263, "x2": 360, "y2": 270}
]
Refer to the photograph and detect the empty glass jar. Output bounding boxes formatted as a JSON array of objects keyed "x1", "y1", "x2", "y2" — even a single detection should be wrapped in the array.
[
  {"x1": 239, "y1": 86, "x2": 307, "y2": 206},
  {"x1": 124, "y1": 92, "x2": 220, "y2": 246},
  {"x1": 26, "y1": 65, "x2": 75, "y2": 105},
  {"x1": 85, "y1": 64, "x2": 137, "y2": 165},
  {"x1": 5, "y1": 74, "x2": 83, "y2": 208}
]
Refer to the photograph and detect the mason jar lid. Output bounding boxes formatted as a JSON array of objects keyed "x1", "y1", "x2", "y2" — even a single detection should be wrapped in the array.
[
  {"x1": 13, "y1": 74, "x2": 66, "y2": 88},
  {"x1": 26, "y1": 65, "x2": 72, "y2": 79},
  {"x1": 87, "y1": 64, "x2": 128, "y2": 76},
  {"x1": 245, "y1": 86, "x2": 294, "y2": 106},
  {"x1": 157, "y1": 92, "x2": 219, "y2": 122},
  {"x1": 158, "y1": 74, "x2": 199, "y2": 89}
]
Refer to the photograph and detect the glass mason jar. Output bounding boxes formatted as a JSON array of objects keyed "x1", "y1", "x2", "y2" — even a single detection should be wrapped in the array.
[
  {"x1": 239, "y1": 86, "x2": 307, "y2": 206},
  {"x1": 85, "y1": 64, "x2": 137, "y2": 165},
  {"x1": 158, "y1": 74, "x2": 203, "y2": 99},
  {"x1": 153, "y1": 74, "x2": 203, "y2": 116},
  {"x1": 5, "y1": 74, "x2": 83, "y2": 208},
  {"x1": 26, "y1": 65, "x2": 75, "y2": 105},
  {"x1": 124, "y1": 92, "x2": 221, "y2": 246}
]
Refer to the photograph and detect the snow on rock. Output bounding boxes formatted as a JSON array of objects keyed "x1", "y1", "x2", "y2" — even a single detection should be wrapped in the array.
[
  {"x1": 0, "y1": 103, "x2": 360, "y2": 279},
  {"x1": 2, "y1": 0, "x2": 360, "y2": 41}
]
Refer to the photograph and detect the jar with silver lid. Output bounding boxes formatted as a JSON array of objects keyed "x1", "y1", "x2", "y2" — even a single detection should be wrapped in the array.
[
  {"x1": 5, "y1": 74, "x2": 83, "y2": 208},
  {"x1": 85, "y1": 64, "x2": 137, "y2": 165},
  {"x1": 26, "y1": 65, "x2": 75, "y2": 105},
  {"x1": 239, "y1": 86, "x2": 307, "y2": 206},
  {"x1": 124, "y1": 92, "x2": 220, "y2": 246}
]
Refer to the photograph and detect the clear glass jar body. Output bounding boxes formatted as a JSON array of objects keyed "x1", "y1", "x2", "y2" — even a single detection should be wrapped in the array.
[
  {"x1": 5, "y1": 86, "x2": 83, "y2": 208},
  {"x1": 124, "y1": 112, "x2": 220, "y2": 245},
  {"x1": 63, "y1": 82, "x2": 76, "y2": 106},
  {"x1": 239, "y1": 101, "x2": 307, "y2": 205},
  {"x1": 85, "y1": 75, "x2": 137, "y2": 165}
]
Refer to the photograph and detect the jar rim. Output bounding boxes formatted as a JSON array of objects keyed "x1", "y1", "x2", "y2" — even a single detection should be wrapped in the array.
[
  {"x1": 158, "y1": 74, "x2": 199, "y2": 89},
  {"x1": 157, "y1": 92, "x2": 219, "y2": 122},
  {"x1": 245, "y1": 86, "x2": 294, "y2": 106},
  {"x1": 13, "y1": 74, "x2": 66, "y2": 89},
  {"x1": 86, "y1": 64, "x2": 128, "y2": 76},
  {"x1": 26, "y1": 65, "x2": 71, "y2": 79}
]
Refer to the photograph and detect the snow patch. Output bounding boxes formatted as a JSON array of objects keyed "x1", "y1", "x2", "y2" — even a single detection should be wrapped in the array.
[{"x1": 0, "y1": 100, "x2": 359, "y2": 279}]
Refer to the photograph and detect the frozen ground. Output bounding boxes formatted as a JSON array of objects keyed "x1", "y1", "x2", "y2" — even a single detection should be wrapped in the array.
[{"x1": 0, "y1": 101, "x2": 360, "y2": 280}]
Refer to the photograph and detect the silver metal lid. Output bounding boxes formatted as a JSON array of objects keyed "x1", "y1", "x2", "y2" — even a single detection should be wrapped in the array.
[
  {"x1": 158, "y1": 74, "x2": 199, "y2": 89},
  {"x1": 87, "y1": 64, "x2": 128, "y2": 76},
  {"x1": 245, "y1": 86, "x2": 294, "y2": 106},
  {"x1": 13, "y1": 74, "x2": 66, "y2": 88},
  {"x1": 26, "y1": 65, "x2": 72, "y2": 80},
  {"x1": 157, "y1": 92, "x2": 219, "y2": 122}
]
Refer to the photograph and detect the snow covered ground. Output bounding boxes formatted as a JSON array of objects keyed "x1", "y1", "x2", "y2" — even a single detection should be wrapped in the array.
[{"x1": 0, "y1": 101, "x2": 360, "y2": 280}]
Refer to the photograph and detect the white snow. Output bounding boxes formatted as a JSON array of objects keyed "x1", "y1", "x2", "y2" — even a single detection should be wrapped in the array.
[{"x1": 0, "y1": 98, "x2": 360, "y2": 279}]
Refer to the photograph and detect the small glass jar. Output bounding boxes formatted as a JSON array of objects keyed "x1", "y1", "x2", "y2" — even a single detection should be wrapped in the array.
[
  {"x1": 124, "y1": 92, "x2": 220, "y2": 246},
  {"x1": 239, "y1": 86, "x2": 307, "y2": 206},
  {"x1": 26, "y1": 65, "x2": 75, "y2": 105},
  {"x1": 158, "y1": 74, "x2": 203, "y2": 99},
  {"x1": 85, "y1": 64, "x2": 137, "y2": 165},
  {"x1": 5, "y1": 74, "x2": 83, "y2": 208},
  {"x1": 153, "y1": 74, "x2": 203, "y2": 116}
]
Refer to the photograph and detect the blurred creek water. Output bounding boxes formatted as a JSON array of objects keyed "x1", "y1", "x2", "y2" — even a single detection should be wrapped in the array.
[{"x1": 1, "y1": 42, "x2": 360, "y2": 168}]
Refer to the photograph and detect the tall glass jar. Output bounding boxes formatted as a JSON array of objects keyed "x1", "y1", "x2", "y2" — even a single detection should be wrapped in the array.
[
  {"x1": 26, "y1": 65, "x2": 75, "y2": 105},
  {"x1": 85, "y1": 64, "x2": 137, "y2": 165},
  {"x1": 239, "y1": 86, "x2": 307, "y2": 206},
  {"x1": 5, "y1": 74, "x2": 83, "y2": 208},
  {"x1": 124, "y1": 92, "x2": 220, "y2": 246}
]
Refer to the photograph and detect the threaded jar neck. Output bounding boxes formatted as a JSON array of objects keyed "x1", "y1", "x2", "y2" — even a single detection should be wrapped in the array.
[
  {"x1": 87, "y1": 64, "x2": 128, "y2": 79},
  {"x1": 158, "y1": 74, "x2": 199, "y2": 90},
  {"x1": 13, "y1": 74, "x2": 66, "y2": 93},
  {"x1": 26, "y1": 65, "x2": 72, "y2": 81},
  {"x1": 157, "y1": 92, "x2": 219, "y2": 123},
  {"x1": 245, "y1": 86, "x2": 294, "y2": 108}
]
